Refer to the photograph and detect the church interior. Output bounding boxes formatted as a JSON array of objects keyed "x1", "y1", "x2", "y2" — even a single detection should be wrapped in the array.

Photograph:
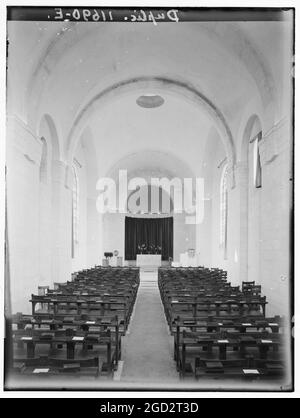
[{"x1": 5, "y1": 9, "x2": 294, "y2": 391}]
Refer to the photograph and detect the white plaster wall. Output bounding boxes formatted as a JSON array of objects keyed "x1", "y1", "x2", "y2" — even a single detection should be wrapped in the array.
[
  {"x1": 6, "y1": 118, "x2": 42, "y2": 314},
  {"x1": 103, "y1": 213, "x2": 125, "y2": 260},
  {"x1": 173, "y1": 214, "x2": 196, "y2": 262},
  {"x1": 6, "y1": 117, "x2": 74, "y2": 314},
  {"x1": 196, "y1": 199, "x2": 212, "y2": 267},
  {"x1": 50, "y1": 161, "x2": 72, "y2": 286},
  {"x1": 209, "y1": 146, "x2": 230, "y2": 273},
  {"x1": 197, "y1": 129, "x2": 222, "y2": 268},
  {"x1": 86, "y1": 198, "x2": 103, "y2": 267},
  {"x1": 71, "y1": 145, "x2": 87, "y2": 272},
  {"x1": 38, "y1": 178, "x2": 52, "y2": 286},
  {"x1": 258, "y1": 121, "x2": 292, "y2": 317}
]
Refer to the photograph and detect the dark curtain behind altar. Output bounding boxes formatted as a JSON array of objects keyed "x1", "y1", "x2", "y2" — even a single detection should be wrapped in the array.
[{"x1": 125, "y1": 216, "x2": 173, "y2": 261}]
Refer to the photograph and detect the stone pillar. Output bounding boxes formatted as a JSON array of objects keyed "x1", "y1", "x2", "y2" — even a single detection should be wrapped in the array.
[
  {"x1": 196, "y1": 198, "x2": 212, "y2": 267},
  {"x1": 51, "y1": 160, "x2": 72, "y2": 284},
  {"x1": 224, "y1": 162, "x2": 246, "y2": 286},
  {"x1": 258, "y1": 119, "x2": 292, "y2": 317},
  {"x1": 234, "y1": 161, "x2": 249, "y2": 283},
  {"x1": 38, "y1": 173, "x2": 52, "y2": 286}
]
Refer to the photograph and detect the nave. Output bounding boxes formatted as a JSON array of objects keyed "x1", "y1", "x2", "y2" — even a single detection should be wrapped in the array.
[
  {"x1": 6, "y1": 265, "x2": 290, "y2": 390},
  {"x1": 5, "y1": 8, "x2": 294, "y2": 391}
]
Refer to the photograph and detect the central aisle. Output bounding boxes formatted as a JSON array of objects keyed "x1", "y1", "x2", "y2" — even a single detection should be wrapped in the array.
[{"x1": 120, "y1": 269, "x2": 179, "y2": 386}]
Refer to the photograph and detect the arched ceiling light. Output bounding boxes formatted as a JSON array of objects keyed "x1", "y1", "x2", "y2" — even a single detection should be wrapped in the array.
[{"x1": 136, "y1": 94, "x2": 164, "y2": 108}]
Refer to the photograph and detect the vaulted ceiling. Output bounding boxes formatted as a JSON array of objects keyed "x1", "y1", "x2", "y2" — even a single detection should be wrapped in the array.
[{"x1": 7, "y1": 18, "x2": 293, "y2": 172}]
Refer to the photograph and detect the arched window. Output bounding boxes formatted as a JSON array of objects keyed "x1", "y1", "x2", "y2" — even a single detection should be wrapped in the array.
[
  {"x1": 39, "y1": 137, "x2": 48, "y2": 183},
  {"x1": 72, "y1": 165, "x2": 79, "y2": 258},
  {"x1": 252, "y1": 131, "x2": 262, "y2": 188},
  {"x1": 220, "y1": 164, "x2": 228, "y2": 259}
]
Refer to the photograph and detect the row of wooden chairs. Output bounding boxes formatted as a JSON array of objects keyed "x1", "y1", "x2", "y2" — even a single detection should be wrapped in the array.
[
  {"x1": 158, "y1": 268, "x2": 286, "y2": 380},
  {"x1": 32, "y1": 267, "x2": 140, "y2": 331},
  {"x1": 159, "y1": 270, "x2": 266, "y2": 331},
  {"x1": 178, "y1": 328, "x2": 284, "y2": 378},
  {"x1": 9, "y1": 266, "x2": 140, "y2": 380},
  {"x1": 173, "y1": 315, "x2": 284, "y2": 368}
]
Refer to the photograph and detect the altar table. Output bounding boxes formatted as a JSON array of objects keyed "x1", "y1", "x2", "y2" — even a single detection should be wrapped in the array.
[{"x1": 136, "y1": 254, "x2": 162, "y2": 267}]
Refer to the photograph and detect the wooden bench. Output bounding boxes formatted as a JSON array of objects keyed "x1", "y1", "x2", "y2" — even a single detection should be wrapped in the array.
[
  {"x1": 12, "y1": 328, "x2": 115, "y2": 375},
  {"x1": 13, "y1": 356, "x2": 103, "y2": 378},
  {"x1": 179, "y1": 332, "x2": 283, "y2": 378},
  {"x1": 194, "y1": 358, "x2": 284, "y2": 380}
]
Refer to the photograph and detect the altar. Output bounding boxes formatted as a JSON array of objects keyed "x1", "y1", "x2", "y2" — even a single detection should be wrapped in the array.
[{"x1": 136, "y1": 254, "x2": 162, "y2": 267}]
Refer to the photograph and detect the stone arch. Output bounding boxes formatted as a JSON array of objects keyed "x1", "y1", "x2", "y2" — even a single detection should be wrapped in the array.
[
  {"x1": 26, "y1": 22, "x2": 278, "y2": 132},
  {"x1": 65, "y1": 76, "x2": 236, "y2": 179}
]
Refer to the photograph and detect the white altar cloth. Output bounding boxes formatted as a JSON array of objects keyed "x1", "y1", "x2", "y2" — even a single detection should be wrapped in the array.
[{"x1": 136, "y1": 254, "x2": 162, "y2": 267}]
